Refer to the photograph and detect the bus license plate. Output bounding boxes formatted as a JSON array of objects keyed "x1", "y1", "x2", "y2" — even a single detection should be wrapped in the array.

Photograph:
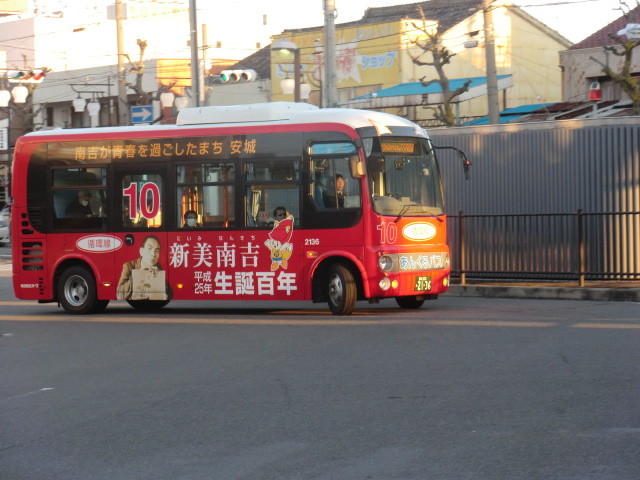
[{"x1": 414, "y1": 276, "x2": 432, "y2": 292}]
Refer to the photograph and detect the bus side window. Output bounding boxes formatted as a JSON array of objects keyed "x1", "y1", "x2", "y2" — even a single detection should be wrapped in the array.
[
  {"x1": 51, "y1": 167, "x2": 107, "y2": 230},
  {"x1": 312, "y1": 170, "x2": 327, "y2": 208},
  {"x1": 176, "y1": 163, "x2": 236, "y2": 229},
  {"x1": 316, "y1": 157, "x2": 360, "y2": 210},
  {"x1": 120, "y1": 173, "x2": 162, "y2": 229},
  {"x1": 244, "y1": 159, "x2": 300, "y2": 227}
]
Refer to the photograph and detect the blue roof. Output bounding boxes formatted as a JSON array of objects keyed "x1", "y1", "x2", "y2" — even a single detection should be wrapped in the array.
[
  {"x1": 355, "y1": 75, "x2": 512, "y2": 99},
  {"x1": 461, "y1": 103, "x2": 554, "y2": 125}
]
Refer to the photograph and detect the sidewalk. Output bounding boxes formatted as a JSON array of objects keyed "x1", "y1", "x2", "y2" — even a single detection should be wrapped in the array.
[{"x1": 446, "y1": 280, "x2": 640, "y2": 302}]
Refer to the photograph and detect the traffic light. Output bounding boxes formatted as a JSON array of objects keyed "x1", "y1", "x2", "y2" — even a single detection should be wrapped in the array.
[
  {"x1": 219, "y1": 69, "x2": 257, "y2": 82},
  {"x1": 6, "y1": 68, "x2": 49, "y2": 83}
]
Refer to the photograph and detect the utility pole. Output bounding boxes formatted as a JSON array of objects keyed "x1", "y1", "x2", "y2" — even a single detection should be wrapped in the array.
[
  {"x1": 483, "y1": 0, "x2": 500, "y2": 124},
  {"x1": 115, "y1": 0, "x2": 129, "y2": 125},
  {"x1": 323, "y1": 0, "x2": 338, "y2": 108},
  {"x1": 189, "y1": 0, "x2": 201, "y2": 107}
]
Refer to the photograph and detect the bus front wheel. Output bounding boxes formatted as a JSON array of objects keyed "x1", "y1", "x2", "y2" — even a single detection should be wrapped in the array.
[
  {"x1": 327, "y1": 264, "x2": 357, "y2": 315},
  {"x1": 395, "y1": 296, "x2": 425, "y2": 309},
  {"x1": 58, "y1": 266, "x2": 102, "y2": 315}
]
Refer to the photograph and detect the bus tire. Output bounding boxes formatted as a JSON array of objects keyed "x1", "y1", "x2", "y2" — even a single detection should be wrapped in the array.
[
  {"x1": 126, "y1": 300, "x2": 170, "y2": 312},
  {"x1": 395, "y1": 296, "x2": 425, "y2": 309},
  {"x1": 58, "y1": 266, "x2": 99, "y2": 315},
  {"x1": 327, "y1": 264, "x2": 357, "y2": 315}
]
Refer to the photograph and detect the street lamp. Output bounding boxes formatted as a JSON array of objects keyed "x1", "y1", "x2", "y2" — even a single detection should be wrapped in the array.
[
  {"x1": 159, "y1": 91, "x2": 175, "y2": 124},
  {"x1": 0, "y1": 83, "x2": 33, "y2": 151},
  {"x1": 9, "y1": 85, "x2": 29, "y2": 104},
  {"x1": 0, "y1": 90, "x2": 11, "y2": 108},
  {"x1": 272, "y1": 39, "x2": 301, "y2": 102},
  {"x1": 158, "y1": 91, "x2": 187, "y2": 124},
  {"x1": 174, "y1": 96, "x2": 188, "y2": 111},
  {"x1": 0, "y1": 82, "x2": 32, "y2": 203},
  {"x1": 87, "y1": 100, "x2": 101, "y2": 128},
  {"x1": 72, "y1": 96, "x2": 87, "y2": 113}
]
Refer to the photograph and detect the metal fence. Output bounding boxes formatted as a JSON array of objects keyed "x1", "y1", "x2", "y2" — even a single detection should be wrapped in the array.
[{"x1": 448, "y1": 210, "x2": 640, "y2": 286}]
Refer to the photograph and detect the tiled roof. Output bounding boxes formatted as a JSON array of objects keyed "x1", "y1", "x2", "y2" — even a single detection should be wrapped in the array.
[
  {"x1": 466, "y1": 101, "x2": 637, "y2": 125},
  {"x1": 228, "y1": 45, "x2": 271, "y2": 79},
  {"x1": 358, "y1": 0, "x2": 484, "y2": 33},
  {"x1": 284, "y1": 0, "x2": 484, "y2": 34},
  {"x1": 570, "y1": 5, "x2": 640, "y2": 49}
]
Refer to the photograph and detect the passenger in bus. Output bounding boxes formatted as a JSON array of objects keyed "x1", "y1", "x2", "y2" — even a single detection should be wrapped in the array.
[
  {"x1": 116, "y1": 235, "x2": 169, "y2": 301},
  {"x1": 183, "y1": 209, "x2": 200, "y2": 228},
  {"x1": 274, "y1": 206, "x2": 289, "y2": 221},
  {"x1": 266, "y1": 206, "x2": 290, "y2": 227},
  {"x1": 66, "y1": 190, "x2": 94, "y2": 218},
  {"x1": 323, "y1": 174, "x2": 345, "y2": 208}
]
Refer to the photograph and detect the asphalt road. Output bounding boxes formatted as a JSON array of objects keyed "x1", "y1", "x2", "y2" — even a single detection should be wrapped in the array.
[{"x1": 1, "y1": 270, "x2": 639, "y2": 480}]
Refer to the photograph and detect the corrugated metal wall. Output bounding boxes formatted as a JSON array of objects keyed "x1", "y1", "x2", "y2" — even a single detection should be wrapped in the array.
[{"x1": 429, "y1": 117, "x2": 640, "y2": 280}]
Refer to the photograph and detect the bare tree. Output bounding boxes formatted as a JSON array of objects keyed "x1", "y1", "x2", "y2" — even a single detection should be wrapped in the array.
[
  {"x1": 409, "y1": 6, "x2": 471, "y2": 126},
  {"x1": 122, "y1": 39, "x2": 175, "y2": 106},
  {"x1": 590, "y1": 1, "x2": 640, "y2": 113}
]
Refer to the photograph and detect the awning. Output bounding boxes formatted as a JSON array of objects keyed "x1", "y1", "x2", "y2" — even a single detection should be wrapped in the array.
[{"x1": 342, "y1": 75, "x2": 513, "y2": 109}]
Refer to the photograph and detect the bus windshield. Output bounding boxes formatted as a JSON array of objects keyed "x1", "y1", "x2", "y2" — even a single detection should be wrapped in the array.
[{"x1": 366, "y1": 137, "x2": 444, "y2": 217}]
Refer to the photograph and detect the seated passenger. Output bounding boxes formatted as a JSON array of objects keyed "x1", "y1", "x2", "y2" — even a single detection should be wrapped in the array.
[
  {"x1": 66, "y1": 190, "x2": 94, "y2": 218},
  {"x1": 267, "y1": 206, "x2": 290, "y2": 227},
  {"x1": 183, "y1": 209, "x2": 200, "y2": 228}
]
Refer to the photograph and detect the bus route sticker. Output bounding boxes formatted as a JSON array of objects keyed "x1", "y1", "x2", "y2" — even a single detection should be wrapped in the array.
[{"x1": 76, "y1": 235, "x2": 123, "y2": 253}]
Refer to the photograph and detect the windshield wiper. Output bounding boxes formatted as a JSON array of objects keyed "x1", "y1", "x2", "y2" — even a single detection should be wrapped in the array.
[{"x1": 394, "y1": 205, "x2": 444, "y2": 223}]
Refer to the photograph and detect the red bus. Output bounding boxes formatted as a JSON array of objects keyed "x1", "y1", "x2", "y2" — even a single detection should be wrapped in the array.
[{"x1": 11, "y1": 102, "x2": 465, "y2": 315}]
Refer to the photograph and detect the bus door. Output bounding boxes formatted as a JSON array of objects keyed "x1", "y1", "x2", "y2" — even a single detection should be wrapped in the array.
[
  {"x1": 244, "y1": 157, "x2": 305, "y2": 301},
  {"x1": 112, "y1": 165, "x2": 169, "y2": 303}
]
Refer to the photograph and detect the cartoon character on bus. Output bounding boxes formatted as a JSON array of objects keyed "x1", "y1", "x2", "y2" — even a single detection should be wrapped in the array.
[{"x1": 264, "y1": 208, "x2": 294, "y2": 271}]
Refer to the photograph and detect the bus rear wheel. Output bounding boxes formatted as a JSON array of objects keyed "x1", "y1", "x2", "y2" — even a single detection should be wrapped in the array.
[
  {"x1": 58, "y1": 266, "x2": 101, "y2": 315},
  {"x1": 395, "y1": 296, "x2": 425, "y2": 309},
  {"x1": 327, "y1": 264, "x2": 357, "y2": 315},
  {"x1": 127, "y1": 300, "x2": 170, "y2": 312}
]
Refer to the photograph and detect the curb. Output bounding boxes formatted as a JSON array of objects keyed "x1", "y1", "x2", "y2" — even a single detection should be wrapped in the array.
[{"x1": 446, "y1": 285, "x2": 640, "y2": 302}]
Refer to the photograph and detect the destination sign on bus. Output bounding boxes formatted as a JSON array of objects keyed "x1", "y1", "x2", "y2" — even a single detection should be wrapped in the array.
[
  {"x1": 72, "y1": 136, "x2": 259, "y2": 161},
  {"x1": 381, "y1": 142, "x2": 416, "y2": 154}
]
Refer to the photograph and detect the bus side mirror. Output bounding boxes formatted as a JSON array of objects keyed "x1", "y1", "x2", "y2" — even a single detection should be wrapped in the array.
[
  {"x1": 433, "y1": 146, "x2": 472, "y2": 180},
  {"x1": 349, "y1": 155, "x2": 365, "y2": 178}
]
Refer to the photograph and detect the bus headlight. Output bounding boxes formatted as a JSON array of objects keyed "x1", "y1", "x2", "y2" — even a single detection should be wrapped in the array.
[
  {"x1": 378, "y1": 255, "x2": 394, "y2": 272},
  {"x1": 379, "y1": 277, "x2": 391, "y2": 290}
]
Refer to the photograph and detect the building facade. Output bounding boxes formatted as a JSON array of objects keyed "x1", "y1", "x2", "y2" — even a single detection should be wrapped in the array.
[
  {"x1": 270, "y1": 0, "x2": 571, "y2": 124},
  {"x1": 559, "y1": 5, "x2": 640, "y2": 103}
]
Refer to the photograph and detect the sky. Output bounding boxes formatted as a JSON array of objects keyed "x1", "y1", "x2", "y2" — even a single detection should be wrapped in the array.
[{"x1": 206, "y1": 0, "x2": 625, "y2": 44}]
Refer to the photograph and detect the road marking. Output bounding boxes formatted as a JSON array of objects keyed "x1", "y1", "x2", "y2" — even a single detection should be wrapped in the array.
[
  {"x1": 0, "y1": 306, "x2": 637, "y2": 329},
  {"x1": 1, "y1": 314, "x2": 638, "y2": 329},
  {"x1": 0, "y1": 301, "x2": 39, "y2": 306},
  {"x1": 572, "y1": 323, "x2": 640, "y2": 330},
  {"x1": 1, "y1": 387, "x2": 55, "y2": 402},
  {"x1": 0, "y1": 314, "x2": 559, "y2": 327}
]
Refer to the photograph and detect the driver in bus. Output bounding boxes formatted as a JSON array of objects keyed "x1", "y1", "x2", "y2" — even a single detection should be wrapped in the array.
[{"x1": 323, "y1": 174, "x2": 345, "y2": 208}]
